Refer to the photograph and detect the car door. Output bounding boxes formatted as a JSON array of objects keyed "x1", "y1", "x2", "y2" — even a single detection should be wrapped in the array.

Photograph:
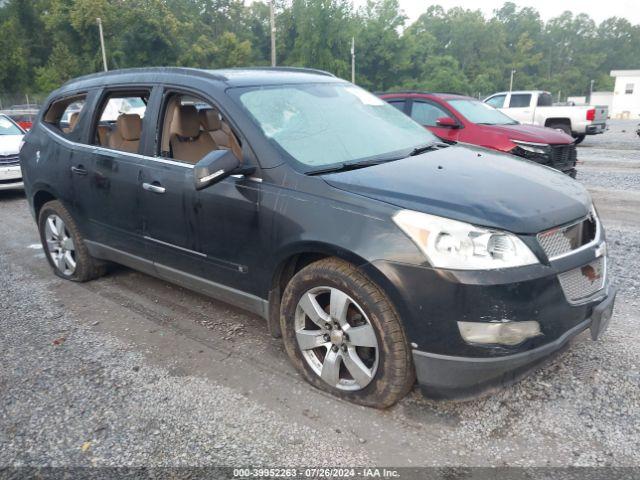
[
  {"x1": 503, "y1": 93, "x2": 533, "y2": 124},
  {"x1": 81, "y1": 87, "x2": 155, "y2": 258},
  {"x1": 408, "y1": 99, "x2": 461, "y2": 143},
  {"x1": 39, "y1": 92, "x2": 93, "y2": 226},
  {"x1": 140, "y1": 87, "x2": 267, "y2": 298}
]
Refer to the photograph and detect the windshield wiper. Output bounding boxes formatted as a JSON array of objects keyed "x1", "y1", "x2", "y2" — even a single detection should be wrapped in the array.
[
  {"x1": 306, "y1": 142, "x2": 449, "y2": 175},
  {"x1": 306, "y1": 158, "x2": 393, "y2": 175},
  {"x1": 408, "y1": 142, "x2": 449, "y2": 156}
]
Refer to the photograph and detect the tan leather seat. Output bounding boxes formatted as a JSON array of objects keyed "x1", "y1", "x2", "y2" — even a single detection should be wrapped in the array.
[
  {"x1": 199, "y1": 109, "x2": 242, "y2": 160},
  {"x1": 199, "y1": 109, "x2": 228, "y2": 149},
  {"x1": 63, "y1": 112, "x2": 79, "y2": 133},
  {"x1": 97, "y1": 125, "x2": 110, "y2": 146},
  {"x1": 108, "y1": 114, "x2": 141, "y2": 153},
  {"x1": 170, "y1": 105, "x2": 216, "y2": 164},
  {"x1": 68, "y1": 112, "x2": 79, "y2": 131}
]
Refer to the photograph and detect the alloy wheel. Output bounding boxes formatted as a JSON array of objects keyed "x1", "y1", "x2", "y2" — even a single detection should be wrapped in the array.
[
  {"x1": 44, "y1": 214, "x2": 76, "y2": 276},
  {"x1": 294, "y1": 286, "x2": 379, "y2": 391}
]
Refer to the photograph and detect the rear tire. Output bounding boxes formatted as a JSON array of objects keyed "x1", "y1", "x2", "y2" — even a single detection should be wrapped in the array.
[
  {"x1": 280, "y1": 258, "x2": 414, "y2": 408},
  {"x1": 38, "y1": 200, "x2": 106, "y2": 282},
  {"x1": 573, "y1": 134, "x2": 586, "y2": 144}
]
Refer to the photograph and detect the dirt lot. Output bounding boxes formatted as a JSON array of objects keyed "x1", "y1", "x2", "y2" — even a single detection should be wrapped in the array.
[{"x1": 1, "y1": 120, "x2": 639, "y2": 469}]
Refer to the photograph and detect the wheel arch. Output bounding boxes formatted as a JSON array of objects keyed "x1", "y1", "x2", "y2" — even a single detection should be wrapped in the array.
[
  {"x1": 266, "y1": 242, "x2": 410, "y2": 341},
  {"x1": 544, "y1": 117, "x2": 572, "y2": 129},
  {"x1": 32, "y1": 188, "x2": 58, "y2": 219}
]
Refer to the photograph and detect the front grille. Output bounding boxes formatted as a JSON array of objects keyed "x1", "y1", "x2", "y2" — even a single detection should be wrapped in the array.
[
  {"x1": 0, "y1": 154, "x2": 20, "y2": 166},
  {"x1": 537, "y1": 213, "x2": 598, "y2": 260},
  {"x1": 558, "y1": 256, "x2": 606, "y2": 304},
  {"x1": 549, "y1": 144, "x2": 577, "y2": 168}
]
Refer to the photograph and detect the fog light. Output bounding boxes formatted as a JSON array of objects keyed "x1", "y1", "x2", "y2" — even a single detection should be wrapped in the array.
[{"x1": 457, "y1": 321, "x2": 541, "y2": 346}]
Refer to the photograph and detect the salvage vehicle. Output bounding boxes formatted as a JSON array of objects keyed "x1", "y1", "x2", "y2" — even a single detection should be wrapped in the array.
[
  {"x1": 484, "y1": 90, "x2": 608, "y2": 144},
  {"x1": 0, "y1": 113, "x2": 25, "y2": 190},
  {"x1": 19, "y1": 68, "x2": 616, "y2": 407},
  {"x1": 380, "y1": 92, "x2": 578, "y2": 177}
]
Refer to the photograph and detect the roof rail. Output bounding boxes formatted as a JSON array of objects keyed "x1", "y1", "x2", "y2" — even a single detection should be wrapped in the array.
[
  {"x1": 237, "y1": 66, "x2": 336, "y2": 77},
  {"x1": 61, "y1": 67, "x2": 227, "y2": 87}
]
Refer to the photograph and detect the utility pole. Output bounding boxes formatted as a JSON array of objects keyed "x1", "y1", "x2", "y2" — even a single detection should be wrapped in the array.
[
  {"x1": 97, "y1": 18, "x2": 108, "y2": 72},
  {"x1": 509, "y1": 69, "x2": 516, "y2": 92},
  {"x1": 350, "y1": 37, "x2": 355, "y2": 84},
  {"x1": 589, "y1": 79, "x2": 595, "y2": 104},
  {"x1": 270, "y1": 1, "x2": 276, "y2": 67}
]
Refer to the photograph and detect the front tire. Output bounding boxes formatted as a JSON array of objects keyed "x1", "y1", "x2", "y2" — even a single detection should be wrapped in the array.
[
  {"x1": 280, "y1": 258, "x2": 414, "y2": 408},
  {"x1": 38, "y1": 200, "x2": 106, "y2": 282}
]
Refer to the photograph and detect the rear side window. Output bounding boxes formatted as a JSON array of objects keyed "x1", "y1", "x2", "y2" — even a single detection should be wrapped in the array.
[
  {"x1": 485, "y1": 94, "x2": 506, "y2": 108},
  {"x1": 92, "y1": 91, "x2": 150, "y2": 154},
  {"x1": 537, "y1": 93, "x2": 553, "y2": 107},
  {"x1": 43, "y1": 94, "x2": 87, "y2": 137},
  {"x1": 410, "y1": 101, "x2": 453, "y2": 127},
  {"x1": 509, "y1": 94, "x2": 531, "y2": 108}
]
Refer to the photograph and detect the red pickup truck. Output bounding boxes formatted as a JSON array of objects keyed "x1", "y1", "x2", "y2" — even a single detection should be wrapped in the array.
[{"x1": 379, "y1": 92, "x2": 578, "y2": 177}]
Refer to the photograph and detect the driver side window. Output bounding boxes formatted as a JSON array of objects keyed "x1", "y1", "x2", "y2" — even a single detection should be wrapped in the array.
[
  {"x1": 158, "y1": 93, "x2": 242, "y2": 165},
  {"x1": 411, "y1": 101, "x2": 453, "y2": 127}
]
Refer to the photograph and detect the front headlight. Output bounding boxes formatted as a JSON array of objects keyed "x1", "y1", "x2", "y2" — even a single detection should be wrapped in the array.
[
  {"x1": 392, "y1": 210, "x2": 539, "y2": 270},
  {"x1": 511, "y1": 140, "x2": 550, "y2": 155}
]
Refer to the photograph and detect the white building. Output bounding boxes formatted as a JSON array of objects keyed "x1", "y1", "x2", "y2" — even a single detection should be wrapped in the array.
[
  {"x1": 610, "y1": 70, "x2": 640, "y2": 119},
  {"x1": 589, "y1": 92, "x2": 613, "y2": 112}
]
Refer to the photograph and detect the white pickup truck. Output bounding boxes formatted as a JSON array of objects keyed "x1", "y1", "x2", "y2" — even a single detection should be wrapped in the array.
[{"x1": 484, "y1": 90, "x2": 608, "y2": 144}]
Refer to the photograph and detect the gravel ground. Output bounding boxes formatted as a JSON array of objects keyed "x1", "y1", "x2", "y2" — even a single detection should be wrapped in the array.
[
  {"x1": 0, "y1": 258, "x2": 369, "y2": 467},
  {"x1": 576, "y1": 120, "x2": 640, "y2": 191}
]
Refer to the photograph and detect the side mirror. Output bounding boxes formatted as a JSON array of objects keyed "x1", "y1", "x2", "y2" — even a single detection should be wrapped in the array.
[
  {"x1": 193, "y1": 149, "x2": 241, "y2": 190},
  {"x1": 436, "y1": 117, "x2": 459, "y2": 128}
]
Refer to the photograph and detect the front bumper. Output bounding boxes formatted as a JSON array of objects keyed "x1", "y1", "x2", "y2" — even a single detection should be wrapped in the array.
[
  {"x1": 0, "y1": 165, "x2": 23, "y2": 190},
  {"x1": 370, "y1": 236, "x2": 614, "y2": 398},
  {"x1": 413, "y1": 286, "x2": 616, "y2": 399}
]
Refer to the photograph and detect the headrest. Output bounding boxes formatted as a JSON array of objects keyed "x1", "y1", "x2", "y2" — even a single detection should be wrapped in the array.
[
  {"x1": 172, "y1": 105, "x2": 201, "y2": 138},
  {"x1": 68, "y1": 112, "x2": 79, "y2": 131},
  {"x1": 199, "y1": 109, "x2": 222, "y2": 131},
  {"x1": 116, "y1": 114, "x2": 141, "y2": 141}
]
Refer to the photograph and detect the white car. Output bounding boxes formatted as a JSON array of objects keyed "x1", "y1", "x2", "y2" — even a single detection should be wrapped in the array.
[
  {"x1": 0, "y1": 114, "x2": 25, "y2": 190},
  {"x1": 484, "y1": 90, "x2": 608, "y2": 144}
]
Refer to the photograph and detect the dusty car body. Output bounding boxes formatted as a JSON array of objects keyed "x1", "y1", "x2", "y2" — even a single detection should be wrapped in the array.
[{"x1": 20, "y1": 68, "x2": 616, "y2": 406}]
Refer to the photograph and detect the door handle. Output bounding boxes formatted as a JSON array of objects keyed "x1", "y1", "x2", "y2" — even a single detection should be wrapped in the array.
[
  {"x1": 142, "y1": 182, "x2": 166, "y2": 194},
  {"x1": 70, "y1": 165, "x2": 88, "y2": 176}
]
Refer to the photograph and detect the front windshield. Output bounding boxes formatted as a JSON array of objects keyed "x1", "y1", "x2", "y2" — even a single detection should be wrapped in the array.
[
  {"x1": 236, "y1": 83, "x2": 437, "y2": 168},
  {"x1": 0, "y1": 116, "x2": 22, "y2": 135},
  {"x1": 448, "y1": 99, "x2": 518, "y2": 125}
]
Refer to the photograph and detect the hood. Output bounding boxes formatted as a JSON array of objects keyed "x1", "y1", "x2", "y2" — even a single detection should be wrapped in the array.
[
  {"x1": 0, "y1": 135, "x2": 23, "y2": 156},
  {"x1": 323, "y1": 145, "x2": 590, "y2": 234},
  {"x1": 481, "y1": 123, "x2": 573, "y2": 144}
]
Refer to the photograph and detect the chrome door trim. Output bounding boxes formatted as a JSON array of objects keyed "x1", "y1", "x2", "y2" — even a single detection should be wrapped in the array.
[
  {"x1": 44, "y1": 125, "x2": 263, "y2": 179},
  {"x1": 143, "y1": 235, "x2": 207, "y2": 258},
  {"x1": 43, "y1": 125, "x2": 194, "y2": 169}
]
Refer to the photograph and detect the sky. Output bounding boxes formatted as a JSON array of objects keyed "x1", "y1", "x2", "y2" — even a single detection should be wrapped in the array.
[{"x1": 352, "y1": 0, "x2": 640, "y2": 25}]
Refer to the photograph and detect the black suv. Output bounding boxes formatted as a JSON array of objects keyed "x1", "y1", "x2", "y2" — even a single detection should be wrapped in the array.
[{"x1": 19, "y1": 68, "x2": 615, "y2": 407}]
